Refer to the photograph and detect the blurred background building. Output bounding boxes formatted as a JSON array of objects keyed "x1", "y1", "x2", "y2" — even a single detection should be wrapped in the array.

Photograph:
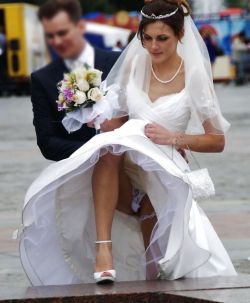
[
  {"x1": 0, "y1": 0, "x2": 250, "y2": 95},
  {"x1": 191, "y1": 0, "x2": 224, "y2": 14}
]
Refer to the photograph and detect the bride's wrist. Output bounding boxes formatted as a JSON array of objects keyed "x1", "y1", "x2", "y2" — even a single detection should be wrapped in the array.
[{"x1": 172, "y1": 132, "x2": 185, "y2": 149}]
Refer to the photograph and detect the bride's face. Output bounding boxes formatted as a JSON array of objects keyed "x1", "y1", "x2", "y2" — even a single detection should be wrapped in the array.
[{"x1": 142, "y1": 21, "x2": 180, "y2": 64}]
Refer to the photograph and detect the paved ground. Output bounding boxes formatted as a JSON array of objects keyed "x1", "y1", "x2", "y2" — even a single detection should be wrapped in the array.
[
  {"x1": 0, "y1": 83, "x2": 250, "y2": 295},
  {"x1": 1, "y1": 275, "x2": 250, "y2": 302}
]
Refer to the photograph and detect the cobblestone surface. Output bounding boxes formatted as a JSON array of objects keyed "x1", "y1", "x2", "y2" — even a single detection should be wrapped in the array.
[{"x1": 0, "y1": 83, "x2": 250, "y2": 292}]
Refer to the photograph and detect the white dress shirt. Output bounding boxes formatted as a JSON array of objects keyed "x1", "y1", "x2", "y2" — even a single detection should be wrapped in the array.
[{"x1": 64, "y1": 42, "x2": 95, "y2": 70}]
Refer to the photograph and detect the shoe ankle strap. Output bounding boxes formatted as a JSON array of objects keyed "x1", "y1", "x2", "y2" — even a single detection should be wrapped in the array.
[{"x1": 95, "y1": 240, "x2": 112, "y2": 244}]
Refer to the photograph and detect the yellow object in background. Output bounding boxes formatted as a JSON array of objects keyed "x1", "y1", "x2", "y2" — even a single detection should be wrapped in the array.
[{"x1": 0, "y1": 3, "x2": 48, "y2": 78}]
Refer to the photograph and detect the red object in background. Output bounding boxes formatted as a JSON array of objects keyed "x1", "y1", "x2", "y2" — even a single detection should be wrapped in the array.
[
  {"x1": 219, "y1": 8, "x2": 243, "y2": 17},
  {"x1": 96, "y1": 15, "x2": 107, "y2": 23},
  {"x1": 88, "y1": 13, "x2": 107, "y2": 24},
  {"x1": 129, "y1": 16, "x2": 139, "y2": 32},
  {"x1": 85, "y1": 11, "x2": 140, "y2": 31},
  {"x1": 199, "y1": 24, "x2": 218, "y2": 35}
]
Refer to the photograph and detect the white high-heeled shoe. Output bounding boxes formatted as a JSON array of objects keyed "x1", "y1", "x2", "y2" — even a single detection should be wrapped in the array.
[{"x1": 94, "y1": 240, "x2": 116, "y2": 284}]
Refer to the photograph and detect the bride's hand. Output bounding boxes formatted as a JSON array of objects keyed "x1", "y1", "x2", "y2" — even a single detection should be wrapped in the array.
[{"x1": 144, "y1": 123, "x2": 176, "y2": 145}]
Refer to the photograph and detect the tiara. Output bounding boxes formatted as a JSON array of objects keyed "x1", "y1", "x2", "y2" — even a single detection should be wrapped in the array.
[{"x1": 140, "y1": 7, "x2": 178, "y2": 19}]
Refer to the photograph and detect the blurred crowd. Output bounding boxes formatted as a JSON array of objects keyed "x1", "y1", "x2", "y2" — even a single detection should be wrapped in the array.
[
  {"x1": 198, "y1": 27, "x2": 250, "y2": 85},
  {"x1": 0, "y1": 2, "x2": 250, "y2": 93},
  {"x1": 111, "y1": 26, "x2": 250, "y2": 86},
  {"x1": 231, "y1": 31, "x2": 250, "y2": 85}
]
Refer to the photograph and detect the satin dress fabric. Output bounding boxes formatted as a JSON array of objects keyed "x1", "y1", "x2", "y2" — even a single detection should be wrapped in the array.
[{"x1": 20, "y1": 81, "x2": 236, "y2": 286}]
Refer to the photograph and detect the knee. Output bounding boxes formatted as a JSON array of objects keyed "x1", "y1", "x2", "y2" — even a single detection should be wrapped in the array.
[{"x1": 99, "y1": 152, "x2": 121, "y2": 167}]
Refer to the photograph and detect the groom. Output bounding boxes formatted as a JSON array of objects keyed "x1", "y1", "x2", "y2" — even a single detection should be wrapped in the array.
[{"x1": 31, "y1": 0, "x2": 120, "y2": 161}]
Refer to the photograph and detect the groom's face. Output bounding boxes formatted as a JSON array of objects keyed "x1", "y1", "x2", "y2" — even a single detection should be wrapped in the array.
[{"x1": 42, "y1": 11, "x2": 85, "y2": 59}]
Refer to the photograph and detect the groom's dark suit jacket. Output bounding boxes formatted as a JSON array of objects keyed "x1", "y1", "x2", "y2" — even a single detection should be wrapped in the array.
[{"x1": 31, "y1": 48, "x2": 120, "y2": 161}]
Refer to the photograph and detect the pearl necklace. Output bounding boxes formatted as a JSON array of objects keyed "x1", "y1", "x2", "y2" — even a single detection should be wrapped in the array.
[{"x1": 151, "y1": 59, "x2": 183, "y2": 84}]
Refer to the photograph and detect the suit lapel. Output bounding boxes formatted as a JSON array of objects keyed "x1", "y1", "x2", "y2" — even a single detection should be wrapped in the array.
[
  {"x1": 52, "y1": 58, "x2": 69, "y2": 83},
  {"x1": 48, "y1": 59, "x2": 69, "y2": 118}
]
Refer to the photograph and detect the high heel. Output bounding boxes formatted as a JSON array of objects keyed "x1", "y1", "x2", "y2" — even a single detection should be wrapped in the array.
[
  {"x1": 94, "y1": 240, "x2": 116, "y2": 284},
  {"x1": 94, "y1": 269, "x2": 116, "y2": 284}
]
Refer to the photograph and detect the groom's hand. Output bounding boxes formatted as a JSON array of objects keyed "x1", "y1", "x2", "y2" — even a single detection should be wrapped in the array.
[{"x1": 100, "y1": 116, "x2": 128, "y2": 132}]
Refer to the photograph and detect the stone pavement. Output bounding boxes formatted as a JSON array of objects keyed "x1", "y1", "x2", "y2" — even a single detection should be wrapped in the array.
[
  {"x1": 0, "y1": 84, "x2": 250, "y2": 301},
  {"x1": 1, "y1": 275, "x2": 250, "y2": 302}
]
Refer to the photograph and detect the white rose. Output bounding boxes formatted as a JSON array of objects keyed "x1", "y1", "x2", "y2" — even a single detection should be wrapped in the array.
[
  {"x1": 87, "y1": 87, "x2": 103, "y2": 102},
  {"x1": 75, "y1": 90, "x2": 87, "y2": 105},
  {"x1": 63, "y1": 73, "x2": 71, "y2": 81},
  {"x1": 77, "y1": 79, "x2": 90, "y2": 92},
  {"x1": 86, "y1": 69, "x2": 102, "y2": 86},
  {"x1": 73, "y1": 67, "x2": 87, "y2": 82}
]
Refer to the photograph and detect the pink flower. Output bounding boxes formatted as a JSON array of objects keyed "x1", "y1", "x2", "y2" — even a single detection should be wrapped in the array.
[{"x1": 63, "y1": 88, "x2": 74, "y2": 101}]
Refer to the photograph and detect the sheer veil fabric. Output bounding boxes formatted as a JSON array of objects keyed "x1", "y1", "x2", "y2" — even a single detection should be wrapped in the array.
[
  {"x1": 19, "y1": 13, "x2": 236, "y2": 285},
  {"x1": 105, "y1": 16, "x2": 230, "y2": 135}
]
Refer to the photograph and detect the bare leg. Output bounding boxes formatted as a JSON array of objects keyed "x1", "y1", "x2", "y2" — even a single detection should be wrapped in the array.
[
  {"x1": 92, "y1": 152, "x2": 122, "y2": 272},
  {"x1": 139, "y1": 196, "x2": 161, "y2": 280},
  {"x1": 92, "y1": 151, "x2": 156, "y2": 272},
  {"x1": 117, "y1": 168, "x2": 157, "y2": 249},
  {"x1": 139, "y1": 195, "x2": 157, "y2": 250}
]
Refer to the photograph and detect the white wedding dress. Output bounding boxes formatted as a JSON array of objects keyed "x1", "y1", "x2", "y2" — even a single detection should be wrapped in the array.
[{"x1": 20, "y1": 75, "x2": 236, "y2": 286}]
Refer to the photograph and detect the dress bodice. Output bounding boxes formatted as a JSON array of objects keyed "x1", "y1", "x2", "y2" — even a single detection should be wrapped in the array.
[{"x1": 126, "y1": 81, "x2": 191, "y2": 133}]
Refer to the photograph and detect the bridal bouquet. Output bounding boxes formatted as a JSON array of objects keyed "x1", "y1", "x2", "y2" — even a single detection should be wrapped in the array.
[{"x1": 56, "y1": 65, "x2": 118, "y2": 133}]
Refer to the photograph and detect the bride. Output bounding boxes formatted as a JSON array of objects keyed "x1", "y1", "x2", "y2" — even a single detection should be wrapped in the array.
[{"x1": 20, "y1": 0, "x2": 236, "y2": 286}]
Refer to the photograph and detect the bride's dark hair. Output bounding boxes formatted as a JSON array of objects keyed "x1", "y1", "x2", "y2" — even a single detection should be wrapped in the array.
[{"x1": 138, "y1": 0, "x2": 191, "y2": 42}]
